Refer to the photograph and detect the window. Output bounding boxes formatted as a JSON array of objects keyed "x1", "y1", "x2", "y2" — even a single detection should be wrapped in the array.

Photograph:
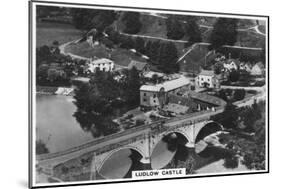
[
  {"x1": 201, "y1": 78, "x2": 203, "y2": 81},
  {"x1": 144, "y1": 93, "x2": 146, "y2": 96},
  {"x1": 153, "y1": 100, "x2": 156, "y2": 103},
  {"x1": 143, "y1": 98, "x2": 147, "y2": 102},
  {"x1": 208, "y1": 78, "x2": 210, "y2": 81},
  {"x1": 153, "y1": 94, "x2": 156, "y2": 98}
]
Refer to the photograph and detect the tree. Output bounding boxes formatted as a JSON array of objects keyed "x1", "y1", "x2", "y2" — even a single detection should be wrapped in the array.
[
  {"x1": 90, "y1": 10, "x2": 117, "y2": 32},
  {"x1": 71, "y1": 8, "x2": 100, "y2": 30},
  {"x1": 211, "y1": 102, "x2": 238, "y2": 129},
  {"x1": 183, "y1": 17, "x2": 202, "y2": 42},
  {"x1": 122, "y1": 12, "x2": 142, "y2": 34},
  {"x1": 71, "y1": 9, "x2": 116, "y2": 31},
  {"x1": 158, "y1": 42, "x2": 179, "y2": 73},
  {"x1": 233, "y1": 89, "x2": 246, "y2": 101},
  {"x1": 119, "y1": 36, "x2": 136, "y2": 49},
  {"x1": 73, "y1": 82, "x2": 120, "y2": 137},
  {"x1": 214, "y1": 63, "x2": 223, "y2": 74},
  {"x1": 124, "y1": 67, "x2": 141, "y2": 106},
  {"x1": 36, "y1": 140, "x2": 49, "y2": 155},
  {"x1": 229, "y1": 70, "x2": 240, "y2": 82},
  {"x1": 209, "y1": 18, "x2": 238, "y2": 50},
  {"x1": 166, "y1": 17, "x2": 185, "y2": 40},
  {"x1": 134, "y1": 37, "x2": 145, "y2": 54},
  {"x1": 148, "y1": 40, "x2": 161, "y2": 63}
]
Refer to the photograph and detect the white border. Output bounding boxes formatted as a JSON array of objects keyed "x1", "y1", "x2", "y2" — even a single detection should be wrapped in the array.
[{"x1": 30, "y1": 1, "x2": 269, "y2": 188}]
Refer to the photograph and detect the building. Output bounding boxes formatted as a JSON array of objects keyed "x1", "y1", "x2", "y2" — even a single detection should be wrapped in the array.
[
  {"x1": 87, "y1": 58, "x2": 114, "y2": 73},
  {"x1": 251, "y1": 62, "x2": 265, "y2": 76},
  {"x1": 140, "y1": 76, "x2": 190, "y2": 108},
  {"x1": 239, "y1": 62, "x2": 252, "y2": 72},
  {"x1": 128, "y1": 60, "x2": 150, "y2": 74},
  {"x1": 223, "y1": 59, "x2": 239, "y2": 71},
  {"x1": 197, "y1": 70, "x2": 220, "y2": 88}
]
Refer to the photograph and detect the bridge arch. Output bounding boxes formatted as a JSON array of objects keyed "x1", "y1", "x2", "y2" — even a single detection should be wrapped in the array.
[
  {"x1": 195, "y1": 121, "x2": 223, "y2": 143},
  {"x1": 97, "y1": 145, "x2": 145, "y2": 179},
  {"x1": 150, "y1": 131, "x2": 190, "y2": 169}
]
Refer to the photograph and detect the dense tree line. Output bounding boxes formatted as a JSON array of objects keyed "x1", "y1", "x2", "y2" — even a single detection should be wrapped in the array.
[
  {"x1": 36, "y1": 43, "x2": 86, "y2": 87},
  {"x1": 71, "y1": 8, "x2": 117, "y2": 31},
  {"x1": 212, "y1": 101, "x2": 266, "y2": 170},
  {"x1": 209, "y1": 18, "x2": 238, "y2": 50},
  {"x1": 166, "y1": 16, "x2": 185, "y2": 40},
  {"x1": 165, "y1": 15, "x2": 202, "y2": 42},
  {"x1": 73, "y1": 67, "x2": 142, "y2": 137},
  {"x1": 104, "y1": 28, "x2": 180, "y2": 73},
  {"x1": 121, "y1": 12, "x2": 142, "y2": 34}
]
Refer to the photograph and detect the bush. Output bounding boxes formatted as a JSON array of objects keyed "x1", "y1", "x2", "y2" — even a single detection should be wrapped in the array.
[
  {"x1": 233, "y1": 89, "x2": 246, "y2": 101},
  {"x1": 135, "y1": 119, "x2": 145, "y2": 126},
  {"x1": 224, "y1": 155, "x2": 239, "y2": 169}
]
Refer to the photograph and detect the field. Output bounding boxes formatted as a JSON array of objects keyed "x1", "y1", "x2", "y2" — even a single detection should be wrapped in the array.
[
  {"x1": 65, "y1": 42, "x2": 147, "y2": 67},
  {"x1": 36, "y1": 21, "x2": 84, "y2": 47}
]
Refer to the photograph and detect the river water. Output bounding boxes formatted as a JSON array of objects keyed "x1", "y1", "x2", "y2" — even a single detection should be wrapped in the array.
[
  {"x1": 36, "y1": 95, "x2": 248, "y2": 181},
  {"x1": 36, "y1": 95, "x2": 93, "y2": 153}
]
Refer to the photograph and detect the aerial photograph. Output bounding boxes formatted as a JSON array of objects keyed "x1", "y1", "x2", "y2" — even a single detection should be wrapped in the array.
[{"x1": 32, "y1": 1, "x2": 268, "y2": 187}]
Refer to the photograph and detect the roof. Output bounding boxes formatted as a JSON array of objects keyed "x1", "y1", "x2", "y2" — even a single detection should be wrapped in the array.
[
  {"x1": 226, "y1": 59, "x2": 240, "y2": 66},
  {"x1": 128, "y1": 60, "x2": 148, "y2": 71},
  {"x1": 144, "y1": 71, "x2": 164, "y2": 78},
  {"x1": 254, "y1": 62, "x2": 265, "y2": 69},
  {"x1": 140, "y1": 75, "x2": 190, "y2": 92},
  {"x1": 189, "y1": 91, "x2": 226, "y2": 107},
  {"x1": 90, "y1": 58, "x2": 113, "y2": 65},
  {"x1": 198, "y1": 70, "x2": 215, "y2": 77}
]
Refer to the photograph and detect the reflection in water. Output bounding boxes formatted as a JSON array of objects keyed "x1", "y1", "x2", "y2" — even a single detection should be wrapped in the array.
[
  {"x1": 151, "y1": 140, "x2": 177, "y2": 169},
  {"x1": 36, "y1": 95, "x2": 93, "y2": 153},
  {"x1": 97, "y1": 134, "x2": 229, "y2": 180},
  {"x1": 99, "y1": 149, "x2": 133, "y2": 179}
]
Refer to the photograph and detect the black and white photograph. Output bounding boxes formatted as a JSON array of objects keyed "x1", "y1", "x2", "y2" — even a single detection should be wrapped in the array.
[{"x1": 29, "y1": 1, "x2": 268, "y2": 188}]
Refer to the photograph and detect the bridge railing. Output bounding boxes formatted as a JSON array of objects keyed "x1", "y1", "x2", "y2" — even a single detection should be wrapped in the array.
[
  {"x1": 37, "y1": 107, "x2": 225, "y2": 162},
  {"x1": 37, "y1": 120, "x2": 164, "y2": 161}
]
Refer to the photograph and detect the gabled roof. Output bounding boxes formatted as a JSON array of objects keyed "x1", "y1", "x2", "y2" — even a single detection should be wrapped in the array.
[
  {"x1": 226, "y1": 59, "x2": 240, "y2": 66},
  {"x1": 198, "y1": 69, "x2": 215, "y2": 77},
  {"x1": 90, "y1": 58, "x2": 113, "y2": 65},
  {"x1": 128, "y1": 60, "x2": 148, "y2": 71},
  {"x1": 254, "y1": 62, "x2": 265, "y2": 69},
  {"x1": 140, "y1": 76, "x2": 190, "y2": 92}
]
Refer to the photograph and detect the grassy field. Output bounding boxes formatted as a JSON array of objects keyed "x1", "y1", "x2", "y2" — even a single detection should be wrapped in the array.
[
  {"x1": 36, "y1": 21, "x2": 84, "y2": 47},
  {"x1": 65, "y1": 41, "x2": 147, "y2": 67}
]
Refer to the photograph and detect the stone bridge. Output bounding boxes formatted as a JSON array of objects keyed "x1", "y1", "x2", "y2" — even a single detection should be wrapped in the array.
[{"x1": 36, "y1": 108, "x2": 224, "y2": 180}]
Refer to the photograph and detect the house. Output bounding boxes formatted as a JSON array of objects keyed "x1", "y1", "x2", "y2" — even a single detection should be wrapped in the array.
[
  {"x1": 87, "y1": 58, "x2": 114, "y2": 73},
  {"x1": 223, "y1": 59, "x2": 240, "y2": 71},
  {"x1": 128, "y1": 60, "x2": 150, "y2": 74},
  {"x1": 251, "y1": 62, "x2": 265, "y2": 76},
  {"x1": 239, "y1": 62, "x2": 252, "y2": 72},
  {"x1": 197, "y1": 70, "x2": 220, "y2": 88},
  {"x1": 140, "y1": 76, "x2": 190, "y2": 108}
]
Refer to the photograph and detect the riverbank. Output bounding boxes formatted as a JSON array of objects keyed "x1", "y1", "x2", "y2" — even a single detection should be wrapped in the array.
[{"x1": 36, "y1": 86, "x2": 74, "y2": 96}]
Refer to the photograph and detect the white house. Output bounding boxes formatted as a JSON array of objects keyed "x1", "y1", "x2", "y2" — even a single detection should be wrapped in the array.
[
  {"x1": 251, "y1": 62, "x2": 265, "y2": 76},
  {"x1": 223, "y1": 59, "x2": 239, "y2": 71},
  {"x1": 197, "y1": 70, "x2": 220, "y2": 88},
  {"x1": 239, "y1": 62, "x2": 252, "y2": 72},
  {"x1": 87, "y1": 58, "x2": 114, "y2": 73}
]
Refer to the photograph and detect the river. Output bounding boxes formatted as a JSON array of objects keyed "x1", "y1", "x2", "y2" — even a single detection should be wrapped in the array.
[
  {"x1": 36, "y1": 95, "x2": 248, "y2": 182},
  {"x1": 36, "y1": 95, "x2": 93, "y2": 153}
]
